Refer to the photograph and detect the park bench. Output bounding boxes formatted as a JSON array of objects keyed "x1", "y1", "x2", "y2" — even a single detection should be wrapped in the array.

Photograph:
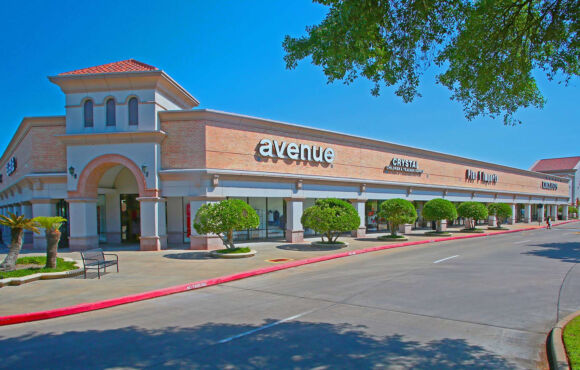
[{"x1": 80, "y1": 248, "x2": 119, "y2": 279}]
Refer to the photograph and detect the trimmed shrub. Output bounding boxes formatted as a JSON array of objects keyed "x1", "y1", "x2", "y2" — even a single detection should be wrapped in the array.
[
  {"x1": 194, "y1": 199, "x2": 260, "y2": 249},
  {"x1": 301, "y1": 198, "x2": 360, "y2": 243},
  {"x1": 378, "y1": 198, "x2": 417, "y2": 236},
  {"x1": 487, "y1": 203, "x2": 512, "y2": 226},
  {"x1": 422, "y1": 198, "x2": 457, "y2": 222},
  {"x1": 457, "y1": 202, "x2": 488, "y2": 229}
]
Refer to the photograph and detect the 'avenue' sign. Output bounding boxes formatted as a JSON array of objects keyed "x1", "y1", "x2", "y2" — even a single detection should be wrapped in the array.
[
  {"x1": 257, "y1": 139, "x2": 335, "y2": 163},
  {"x1": 384, "y1": 157, "x2": 423, "y2": 175}
]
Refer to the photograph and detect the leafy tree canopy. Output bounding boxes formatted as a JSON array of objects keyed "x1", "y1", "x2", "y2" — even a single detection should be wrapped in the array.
[
  {"x1": 487, "y1": 203, "x2": 512, "y2": 224},
  {"x1": 457, "y1": 201, "x2": 489, "y2": 220},
  {"x1": 193, "y1": 199, "x2": 260, "y2": 249},
  {"x1": 283, "y1": 0, "x2": 578, "y2": 125},
  {"x1": 301, "y1": 198, "x2": 360, "y2": 242},
  {"x1": 422, "y1": 198, "x2": 457, "y2": 221},
  {"x1": 378, "y1": 198, "x2": 417, "y2": 236}
]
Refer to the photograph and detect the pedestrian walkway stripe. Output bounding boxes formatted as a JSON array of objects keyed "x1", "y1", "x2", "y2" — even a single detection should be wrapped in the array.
[
  {"x1": 0, "y1": 219, "x2": 578, "y2": 326},
  {"x1": 434, "y1": 255, "x2": 459, "y2": 264}
]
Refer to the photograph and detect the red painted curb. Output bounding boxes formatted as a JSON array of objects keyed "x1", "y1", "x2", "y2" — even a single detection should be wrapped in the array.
[{"x1": 1, "y1": 219, "x2": 577, "y2": 326}]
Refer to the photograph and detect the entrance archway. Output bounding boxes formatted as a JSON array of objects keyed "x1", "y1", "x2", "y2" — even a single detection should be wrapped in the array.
[{"x1": 67, "y1": 154, "x2": 165, "y2": 251}]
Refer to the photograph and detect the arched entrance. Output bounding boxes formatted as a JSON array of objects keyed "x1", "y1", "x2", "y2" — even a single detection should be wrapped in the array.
[{"x1": 67, "y1": 154, "x2": 166, "y2": 251}]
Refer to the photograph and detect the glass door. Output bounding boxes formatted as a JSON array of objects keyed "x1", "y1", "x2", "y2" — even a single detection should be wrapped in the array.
[{"x1": 120, "y1": 194, "x2": 140, "y2": 243}]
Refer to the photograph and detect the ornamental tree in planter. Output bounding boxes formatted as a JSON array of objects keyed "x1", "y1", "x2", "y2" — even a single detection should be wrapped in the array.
[
  {"x1": 570, "y1": 206, "x2": 578, "y2": 219},
  {"x1": 457, "y1": 202, "x2": 488, "y2": 229},
  {"x1": 487, "y1": 203, "x2": 512, "y2": 226},
  {"x1": 34, "y1": 216, "x2": 67, "y2": 268},
  {"x1": 193, "y1": 199, "x2": 260, "y2": 250},
  {"x1": 0, "y1": 213, "x2": 39, "y2": 271},
  {"x1": 422, "y1": 198, "x2": 457, "y2": 232},
  {"x1": 378, "y1": 198, "x2": 417, "y2": 237},
  {"x1": 301, "y1": 198, "x2": 359, "y2": 244}
]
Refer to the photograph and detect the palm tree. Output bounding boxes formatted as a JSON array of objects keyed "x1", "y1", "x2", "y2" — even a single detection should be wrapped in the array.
[
  {"x1": 33, "y1": 216, "x2": 67, "y2": 268},
  {"x1": 0, "y1": 213, "x2": 40, "y2": 271}
]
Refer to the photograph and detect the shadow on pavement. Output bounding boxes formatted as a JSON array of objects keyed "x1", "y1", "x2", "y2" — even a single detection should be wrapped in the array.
[
  {"x1": 277, "y1": 243, "x2": 346, "y2": 252},
  {"x1": 163, "y1": 252, "x2": 212, "y2": 260},
  {"x1": 523, "y1": 242, "x2": 580, "y2": 263},
  {"x1": 0, "y1": 320, "x2": 515, "y2": 369}
]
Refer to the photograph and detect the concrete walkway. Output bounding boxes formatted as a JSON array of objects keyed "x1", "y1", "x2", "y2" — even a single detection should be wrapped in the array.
[{"x1": 0, "y1": 222, "x2": 568, "y2": 317}]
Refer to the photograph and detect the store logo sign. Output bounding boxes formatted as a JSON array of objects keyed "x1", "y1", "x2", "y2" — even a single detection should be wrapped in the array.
[
  {"x1": 6, "y1": 157, "x2": 16, "y2": 176},
  {"x1": 384, "y1": 158, "x2": 423, "y2": 174},
  {"x1": 257, "y1": 139, "x2": 335, "y2": 163},
  {"x1": 466, "y1": 169, "x2": 498, "y2": 184},
  {"x1": 542, "y1": 181, "x2": 558, "y2": 190}
]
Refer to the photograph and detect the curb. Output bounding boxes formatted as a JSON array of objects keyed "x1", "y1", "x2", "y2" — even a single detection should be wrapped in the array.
[
  {"x1": 0, "y1": 219, "x2": 578, "y2": 326},
  {"x1": 548, "y1": 310, "x2": 580, "y2": 370}
]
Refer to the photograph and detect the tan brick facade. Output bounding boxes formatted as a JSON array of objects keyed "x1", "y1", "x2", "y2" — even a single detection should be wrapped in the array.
[{"x1": 159, "y1": 116, "x2": 569, "y2": 198}]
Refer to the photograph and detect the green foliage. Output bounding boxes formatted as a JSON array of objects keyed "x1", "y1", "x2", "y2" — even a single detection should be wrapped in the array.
[
  {"x1": 301, "y1": 198, "x2": 360, "y2": 243},
  {"x1": 33, "y1": 216, "x2": 67, "y2": 232},
  {"x1": 487, "y1": 203, "x2": 512, "y2": 225},
  {"x1": 0, "y1": 257, "x2": 76, "y2": 279},
  {"x1": 564, "y1": 315, "x2": 580, "y2": 368},
  {"x1": 457, "y1": 202, "x2": 489, "y2": 221},
  {"x1": 193, "y1": 199, "x2": 260, "y2": 249},
  {"x1": 378, "y1": 198, "x2": 417, "y2": 236},
  {"x1": 0, "y1": 213, "x2": 40, "y2": 233},
  {"x1": 569, "y1": 206, "x2": 578, "y2": 214},
  {"x1": 422, "y1": 199, "x2": 457, "y2": 221},
  {"x1": 283, "y1": 0, "x2": 578, "y2": 125},
  {"x1": 216, "y1": 247, "x2": 252, "y2": 254}
]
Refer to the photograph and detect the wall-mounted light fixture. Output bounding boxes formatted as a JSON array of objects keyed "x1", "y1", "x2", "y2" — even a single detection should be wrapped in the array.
[
  {"x1": 212, "y1": 174, "x2": 220, "y2": 187},
  {"x1": 141, "y1": 165, "x2": 149, "y2": 177},
  {"x1": 68, "y1": 166, "x2": 77, "y2": 179}
]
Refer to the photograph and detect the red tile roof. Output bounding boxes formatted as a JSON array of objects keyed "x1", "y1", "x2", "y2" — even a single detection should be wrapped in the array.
[
  {"x1": 59, "y1": 59, "x2": 158, "y2": 75},
  {"x1": 531, "y1": 156, "x2": 580, "y2": 172}
]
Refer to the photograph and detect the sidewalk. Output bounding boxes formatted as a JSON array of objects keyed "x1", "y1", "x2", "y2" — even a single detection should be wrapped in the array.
[{"x1": 0, "y1": 222, "x2": 571, "y2": 317}]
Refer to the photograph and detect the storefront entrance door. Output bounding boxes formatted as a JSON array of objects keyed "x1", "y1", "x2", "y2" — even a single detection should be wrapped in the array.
[{"x1": 120, "y1": 194, "x2": 140, "y2": 243}]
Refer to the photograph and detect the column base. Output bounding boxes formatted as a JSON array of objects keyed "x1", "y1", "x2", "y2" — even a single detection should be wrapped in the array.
[
  {"x1": 69, "y1": 236, "x2": 99, "y2": 251},
  {"x1": 190, "y1": 235, "x2": 223, "y2": 250},
  {"x1": 351, "y1": 227, "x2": 367, "y2": 238},
  {"x1": 139, "y1": 235, "x2": 167, "y2": 251},
  {"x1": 286, "y1": 230, "x2": 304, "y2": 243}
]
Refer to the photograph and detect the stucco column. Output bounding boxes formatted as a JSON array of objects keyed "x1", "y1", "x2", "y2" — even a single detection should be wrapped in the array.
[
  {"x1": 524, "y1": 204, "x2": 531, "y2": 223},
  {"x1": 189, "y1": 197, "x2": 224, "y2": 250},
  {"x1": 552, "y1": 204, "x2": 558, "y2": 221},
  {"x1": 350, "y1": 199, "x2": 367, "y2": 238},
  {"x1": 508, "y1": 204, "x2": 516, "y2": 225},
  {"x1": 105, "y1": 192, "x2": 121, "y2": 244},
  {"x1": 21, "y1": 202, "x2": 34, "y2": 249},
  {"x1": 0, "y1": 206, "x2": 7, "y2": 245},
  {"x1": 31, "y1": 199, "x2": 56, "y2": 250},
  {"x1": 538, "y1": 205, "x2": 545, "y2": 224},
  {"x1": 67, "y1": 199, "x2": 99, "y2": 251},
  {"x1": 137, "y1": 197, "x2": 167, "y2": 251},
  {"x1": 563, "y1": 205, "x2": 569, "y2": 220},
  {"x1": 285, "y1": 198, "x2": 304, "y2": 243}
]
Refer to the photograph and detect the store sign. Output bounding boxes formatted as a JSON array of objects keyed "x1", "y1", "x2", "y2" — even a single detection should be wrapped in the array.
[
  {"x1": 6, "y1": 157, "x2": 16, "y2": 176},
  {"x1": 542, "y1": 181, "x2": 558, "y2": 190},
  {"x1": 384, "y1": 158, "x2": 423, "y2": 174},
  {"x1": 465, "y1": 169, "x2": 498, "y2": 184},
  {"x1": 257, "y1": 139, "x2": 335, "y2": 163}
]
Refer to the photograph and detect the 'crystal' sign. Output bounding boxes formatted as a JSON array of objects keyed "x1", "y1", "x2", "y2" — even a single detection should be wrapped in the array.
[{"x1": 384, "y1": 158, "x2": 423, "y2": 174}]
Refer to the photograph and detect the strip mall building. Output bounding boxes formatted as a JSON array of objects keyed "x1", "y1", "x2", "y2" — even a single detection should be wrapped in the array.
[{"x1": 0, "y1": 60, "x2": 571, "y2": 251}]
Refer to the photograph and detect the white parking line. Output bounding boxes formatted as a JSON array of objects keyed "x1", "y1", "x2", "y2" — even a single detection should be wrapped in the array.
[
  {"x1": 433, "y1": 255, "x2": 459, "y2": 264},
  {"x1": 216, "y1": 309, "x2": 316, "y2": 344},
  {"x1": 513, "y1": 240, "x2": 531, "y2": 244}
]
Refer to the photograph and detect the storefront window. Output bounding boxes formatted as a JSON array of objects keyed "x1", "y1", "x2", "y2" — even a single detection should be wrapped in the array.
[
  {"x1": 97, "y1": 194, "x2": 107, "y2": 243},
  {"x1": 267, "y1": 198, "x2": 285, "y2": 238},
  {"x1": 303, "y1": 198, "x2": 317, "y2": 236},
  {"x1": 249, "y1": 197, "x2": 267, "y2": 239}
]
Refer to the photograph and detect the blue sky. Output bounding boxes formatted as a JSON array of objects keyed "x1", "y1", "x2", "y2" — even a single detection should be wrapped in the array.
[{"x1": 1, "y1": 0, "x2": 578, "y2": 170}]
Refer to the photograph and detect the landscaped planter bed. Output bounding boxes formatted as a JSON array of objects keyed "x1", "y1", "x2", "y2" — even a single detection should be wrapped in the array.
[{"x1": 0, "y1": 257, "x2": 83, "y2": 287}]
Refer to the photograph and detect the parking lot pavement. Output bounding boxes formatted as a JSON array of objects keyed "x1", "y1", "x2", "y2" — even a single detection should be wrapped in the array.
[{"x1": 0, "y1": 221, "x2": 572, "y2": 317}]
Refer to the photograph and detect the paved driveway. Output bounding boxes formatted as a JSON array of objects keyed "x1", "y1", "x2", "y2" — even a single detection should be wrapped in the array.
[{"x1": 1, "y1": 223, "x2": 579, "y2": 369}]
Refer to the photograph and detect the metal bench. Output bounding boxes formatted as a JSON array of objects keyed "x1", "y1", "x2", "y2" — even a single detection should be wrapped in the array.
[{"x1": 80, "y1": 248, "x2": 119, "y2": 279}]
